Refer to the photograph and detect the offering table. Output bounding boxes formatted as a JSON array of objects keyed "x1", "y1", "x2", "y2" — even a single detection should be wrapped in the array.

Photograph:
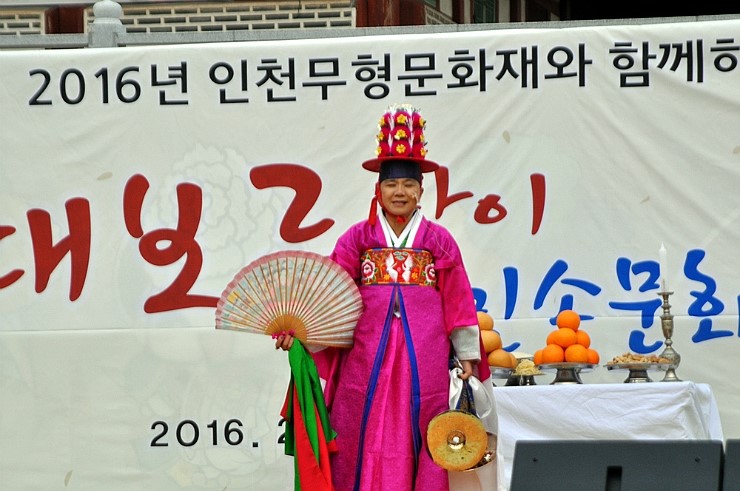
[{"x1": 491, "y1": 381, "x2": 723, "y2": 491}]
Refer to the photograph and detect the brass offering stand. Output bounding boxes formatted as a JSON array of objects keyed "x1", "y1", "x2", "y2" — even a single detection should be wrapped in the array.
[
  {"x1": 537, "y1": 363, "x2": 596, "y2": 384},
  {"x1": 658, "y1": 290, "x2": 682, "y2": 382},
  {"x1": 489, "y1": 367, "x2": 513, "y2": 387}
]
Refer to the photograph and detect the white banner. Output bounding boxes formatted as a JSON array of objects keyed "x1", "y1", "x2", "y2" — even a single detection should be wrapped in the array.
[{"x1": 1, "y1": 19, "x2": 739, "y2": 489}]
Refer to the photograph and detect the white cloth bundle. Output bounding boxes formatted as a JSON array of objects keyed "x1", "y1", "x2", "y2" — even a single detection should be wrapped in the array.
[
  {"x1": 447, "y1": 367, "x2": 499, "y2": 491},
  {"x1": 448, "y1": 367, "x2": 498, "y2": 434}
]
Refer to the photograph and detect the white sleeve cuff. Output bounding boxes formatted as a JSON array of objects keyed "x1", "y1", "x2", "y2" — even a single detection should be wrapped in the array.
[{"x1": 450, "y1": 325, "x2": 481, "y2": 361}]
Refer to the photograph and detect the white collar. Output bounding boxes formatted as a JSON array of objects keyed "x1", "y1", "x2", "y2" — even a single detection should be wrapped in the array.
[{"x1": 380, "y1": 210, "x2": 422, "y2": 248}]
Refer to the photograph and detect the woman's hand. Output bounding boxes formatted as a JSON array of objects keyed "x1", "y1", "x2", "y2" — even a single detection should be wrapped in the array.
[
  {"x1": 274, "y1": 332, "x2": 295, "y2": 351},
  {"x1": 457, "y1": 359, "x2": 474, "y2": 380}
]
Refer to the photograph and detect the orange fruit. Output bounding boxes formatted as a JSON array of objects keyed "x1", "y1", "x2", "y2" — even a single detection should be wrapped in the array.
[
  {"x1": 508, "y1": 352, "x2": 518, "y2": 369},
  {"x1": 586, "y1": 349, "x2": 600, "y2": 364},
  {"x1": 546, "y1": 330, "x2": 557, "y2": 345},
  {"x1": 488, "y1": 348, "x2": 513, "y2": 368},
  {"x1": 481, "y1": 330, "x2": 502, "y2": 353},
  {"x1": 556, "y1": 310, "x2": 581, "y2": 331},
  {"x1": 564, "y1": 344, "x2": 589, "y2": 363},
  {"x1": 550, "y1": 328, "x2": 577, "y2": 349},
  {"x1": 575, "y1": 330, "x2": 591, "y2": 348},
  {"x1": 541, "y1": 344, "x2": 565, "y2": 363},
  {"x1": 477, "y1": 311, "x2": 494, "y2": 331},
  {"x1": 533, "y1": 349, "x2": 544, "y2": 365}
]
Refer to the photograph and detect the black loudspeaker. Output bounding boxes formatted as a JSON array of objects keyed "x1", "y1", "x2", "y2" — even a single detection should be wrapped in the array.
[
  {"x1": 724, "y1": 439, "x2": 740, "y2": 491},
  {"x1": 510, "y1": 440, "x2": 723, "y2": 491}
]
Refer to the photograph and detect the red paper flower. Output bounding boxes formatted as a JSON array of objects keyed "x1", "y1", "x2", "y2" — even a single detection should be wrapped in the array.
[
  {"x1": 391, "y1": 127, "x2": 409, "y2": 140},
  {"x1": 392, "y1": 142, "x2": 410, "y2": 156},
  {"x1": 411, "y1": 143, "x2": 427, "y2": 158},
  {"x1": 394, "y1": 112, "x2": 410, "y2": 125},
  {"x1": 376, "y1": 127, "x2": 390, "y2": 142}
]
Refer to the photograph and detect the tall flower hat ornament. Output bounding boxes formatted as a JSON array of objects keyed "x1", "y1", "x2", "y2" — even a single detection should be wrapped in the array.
[{"x1": 361, "y1": 103, "x2": 439, "y2": 225}]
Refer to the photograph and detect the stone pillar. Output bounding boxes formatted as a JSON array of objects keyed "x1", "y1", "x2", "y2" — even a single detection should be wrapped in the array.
[{"x1": 88, "y1": 0, "x2": 125, "y2": 48}]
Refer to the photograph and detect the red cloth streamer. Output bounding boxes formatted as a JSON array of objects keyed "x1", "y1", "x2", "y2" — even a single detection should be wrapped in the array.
[
  {"x1": 280, "y1": 341, "x2": 337, "y2": 491},
  {"x1": 290, "y1": 388, "x2": 336, "y2": 491}
]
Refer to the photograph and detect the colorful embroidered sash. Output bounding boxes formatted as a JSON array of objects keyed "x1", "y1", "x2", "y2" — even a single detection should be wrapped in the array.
[{"x1": 360, "y1": 248, "x2": 436, "y2": 287}]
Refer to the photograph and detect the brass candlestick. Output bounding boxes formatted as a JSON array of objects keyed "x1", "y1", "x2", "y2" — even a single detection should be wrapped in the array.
[{"x1": 658, "y1": 290, "x2": 682, "y2": 382}]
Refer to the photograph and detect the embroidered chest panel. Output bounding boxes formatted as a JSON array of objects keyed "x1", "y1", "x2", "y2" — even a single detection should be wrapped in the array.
[{"x1": 360, "y1": 248, "x2": 436, "y2": 287}]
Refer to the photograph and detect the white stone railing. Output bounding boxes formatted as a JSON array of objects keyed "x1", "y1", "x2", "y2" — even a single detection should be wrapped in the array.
[
  {"x1": 0, "y1": 9, "x2": 45, "y2": 36},
  {"x1": 84, "y1": 0, "x2": 355, "y2": 34}
]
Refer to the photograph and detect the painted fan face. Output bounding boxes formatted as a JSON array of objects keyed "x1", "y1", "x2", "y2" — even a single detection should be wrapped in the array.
[
  {"x1": 215, "y1": 251, "x2": 363, "y2": 349},
  {"x1": 379, "y1": 178, "x2": 422, "y2": 220}
]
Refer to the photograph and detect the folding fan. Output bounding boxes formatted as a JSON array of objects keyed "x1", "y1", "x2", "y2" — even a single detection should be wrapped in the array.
[{"x1": 215, "y1": 251, "x2": 363, "y2": 348}]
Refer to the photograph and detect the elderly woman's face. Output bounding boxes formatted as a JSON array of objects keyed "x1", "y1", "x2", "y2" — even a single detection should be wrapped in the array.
[{"x1": 380, "y1": 178, "x2": 422, "y2": 219}]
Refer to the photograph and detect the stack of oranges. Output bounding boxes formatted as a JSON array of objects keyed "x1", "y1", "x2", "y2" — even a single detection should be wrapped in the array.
[
  {"x1": 533, "y1": 310, "x2": 600, "y2": 365},
  {"x1": 478, "y1": 312, "x2": 517, "y2": 369}
]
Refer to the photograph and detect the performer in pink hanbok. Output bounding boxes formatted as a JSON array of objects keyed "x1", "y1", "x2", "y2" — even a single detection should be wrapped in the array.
[{"x1": 277, "y1": 104, "x2": 490, "y2": 491}]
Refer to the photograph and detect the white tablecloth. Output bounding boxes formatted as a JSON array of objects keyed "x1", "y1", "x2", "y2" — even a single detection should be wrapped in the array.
[{"x1": 492, "y1": 381, "x2": 724, "y2": 491}]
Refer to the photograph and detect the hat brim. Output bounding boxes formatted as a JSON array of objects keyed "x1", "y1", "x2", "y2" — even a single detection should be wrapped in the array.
[{"x1": 362, "y1": 156, "x2": 439, "y2": 173}]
